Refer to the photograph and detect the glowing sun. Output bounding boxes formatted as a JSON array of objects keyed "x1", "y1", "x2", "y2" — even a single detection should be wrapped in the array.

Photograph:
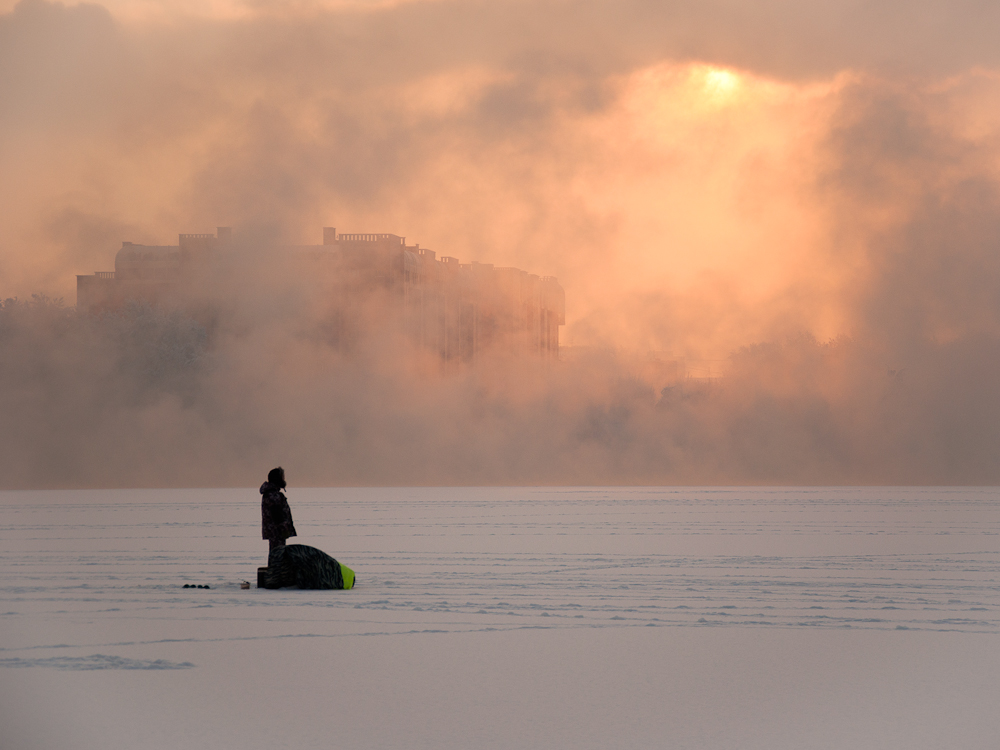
[{"x1": 702, "y1": 68, "x2": 741, "y2": 102}]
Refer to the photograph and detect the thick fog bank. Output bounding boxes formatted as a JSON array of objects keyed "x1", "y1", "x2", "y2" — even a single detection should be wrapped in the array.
[
  {"x1": 4, "y1": 295, "x2": 1000, "y2": 488},
  {"x1": 5, "y1": 1, "x2": 1000, "y2": 486}
]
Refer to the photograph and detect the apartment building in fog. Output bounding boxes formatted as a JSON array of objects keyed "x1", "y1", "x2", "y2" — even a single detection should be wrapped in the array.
[{"x1": 77, "y1": 227, "x2": 565, "y2": 361}]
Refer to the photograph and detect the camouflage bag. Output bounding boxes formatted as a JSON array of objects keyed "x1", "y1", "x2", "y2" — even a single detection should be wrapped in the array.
[{"x1": 258, "y1": 544, "x2": 355, "y2": 590}]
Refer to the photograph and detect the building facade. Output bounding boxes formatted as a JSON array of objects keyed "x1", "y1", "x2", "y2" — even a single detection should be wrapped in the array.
[{"x1": 77, "y1": 227, "x2": 565, "y2": 362}]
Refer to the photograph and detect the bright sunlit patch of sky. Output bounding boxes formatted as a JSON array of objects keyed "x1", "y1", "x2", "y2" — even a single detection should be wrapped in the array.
[
  {"x1": 701, "y1": 67, "x2": 740, "y2": 105},
  {"x1": 586, "y1": 66, "x2": 841, "y2": 289}
]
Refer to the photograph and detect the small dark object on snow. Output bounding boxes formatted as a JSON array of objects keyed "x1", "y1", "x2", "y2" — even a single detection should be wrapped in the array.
[
  {"x1": 240, "y1": 581, "x2": 251, "y2": 590},
  {"x1": 182, "y1": 584, "x2": 211, "y2": 589},
  {"x1": 257, "y1": 544, "x2": 355, "y2": 590}
]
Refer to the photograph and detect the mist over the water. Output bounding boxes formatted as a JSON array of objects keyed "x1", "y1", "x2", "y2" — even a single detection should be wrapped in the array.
[{"x1": 4, "y1": 0, "x2": 1000, "y2": 487}]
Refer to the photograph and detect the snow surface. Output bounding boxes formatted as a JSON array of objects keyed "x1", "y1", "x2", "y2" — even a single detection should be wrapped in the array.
[{"x1": 1, "y1": 486, "x2": 998, "y2": 749}]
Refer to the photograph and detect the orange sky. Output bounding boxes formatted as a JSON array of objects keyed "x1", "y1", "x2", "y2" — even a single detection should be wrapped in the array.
[
  {"x1": 6, "y1": 1, "x2": 1000, "y2": 485},
  {"x1": 5, "y1": 1, "x2": 1000, "y2": 363}
]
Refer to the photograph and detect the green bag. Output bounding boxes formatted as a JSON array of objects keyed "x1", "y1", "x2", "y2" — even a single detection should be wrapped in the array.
[{"x1": 259, "y1": 544, "x2": 355, "y2": 590}]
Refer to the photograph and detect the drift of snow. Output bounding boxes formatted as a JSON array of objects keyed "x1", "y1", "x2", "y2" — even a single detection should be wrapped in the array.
[{"x1": 1, "y1": 486, "x2": 998, "y2": 750}]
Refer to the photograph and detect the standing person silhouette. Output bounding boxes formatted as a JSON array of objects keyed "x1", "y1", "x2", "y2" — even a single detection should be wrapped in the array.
[{"x1": 261, "y1": 467, "x2": 297, "y2": 553}]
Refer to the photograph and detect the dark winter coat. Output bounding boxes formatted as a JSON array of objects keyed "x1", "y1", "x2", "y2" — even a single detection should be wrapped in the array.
[{"x1": 261, "y1": 481, "x2": 297, "y2": 541}]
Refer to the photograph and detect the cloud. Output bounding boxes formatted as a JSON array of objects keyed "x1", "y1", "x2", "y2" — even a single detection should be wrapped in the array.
[{"x1": 4, "y1": 1, "x2": 1000, "y2": 486}]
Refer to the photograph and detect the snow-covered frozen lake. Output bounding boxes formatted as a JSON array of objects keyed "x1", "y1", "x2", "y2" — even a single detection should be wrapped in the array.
[{"x1": 2, "y1": 486, "x2": 999, "y2": 749}]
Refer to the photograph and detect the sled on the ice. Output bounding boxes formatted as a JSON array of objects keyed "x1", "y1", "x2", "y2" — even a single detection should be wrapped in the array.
[{"x1": 257, "y1": 544, "x2": 355, "y2": 590}]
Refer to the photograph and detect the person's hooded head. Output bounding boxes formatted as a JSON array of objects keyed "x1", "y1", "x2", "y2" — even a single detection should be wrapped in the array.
[{"x1": 267, "y1": 467, "x2": 286, "y2": 490}]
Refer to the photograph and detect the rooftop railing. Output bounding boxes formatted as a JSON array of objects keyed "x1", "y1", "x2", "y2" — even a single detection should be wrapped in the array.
[
  {"x1": 338, "y1": 233, "x2": 404, "y2": 243},
  {"x1": 95, "y1": 271, "x2": 115, "y2": 279}
]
